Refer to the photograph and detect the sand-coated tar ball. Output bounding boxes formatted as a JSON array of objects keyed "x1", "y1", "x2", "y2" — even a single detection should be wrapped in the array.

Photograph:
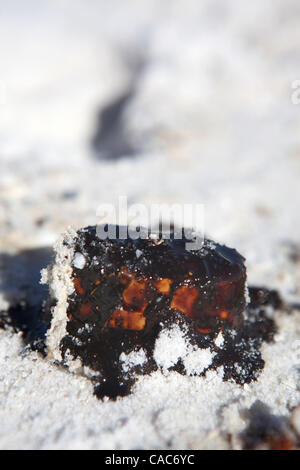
[{"x1": 42, "y1": 225, "x2": 276, "y2": 400}]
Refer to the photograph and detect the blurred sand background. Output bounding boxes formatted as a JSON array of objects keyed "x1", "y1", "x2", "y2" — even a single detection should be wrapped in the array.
[{"x1": 0, "y1": 0, "x2": 300, "y2": 449}]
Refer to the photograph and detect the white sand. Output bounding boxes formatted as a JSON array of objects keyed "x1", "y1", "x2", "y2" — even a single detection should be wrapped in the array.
[{"x1": 0, "y1": 0, "x2": 299, "y2": 449}]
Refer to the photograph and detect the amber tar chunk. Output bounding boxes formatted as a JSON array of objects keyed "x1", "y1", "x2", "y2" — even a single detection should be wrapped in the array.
[
  {"x1": 67, "y1": 225, "x2": 247, "y2": 335},
  {"x1": 41, "y1": 225, "x2": 282, "y2": 399}
]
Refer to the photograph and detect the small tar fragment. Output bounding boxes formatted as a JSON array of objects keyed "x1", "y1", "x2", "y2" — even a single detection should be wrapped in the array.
[
  {"x1": 240, "y1": 400, "x2": 298, "y2": 450},
  {"x1": 41, "y1": 225, "x2": 278, "y2": 399},
  {"x1": 248, "y1": 287, "x2": 282, "y2": 310}
]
